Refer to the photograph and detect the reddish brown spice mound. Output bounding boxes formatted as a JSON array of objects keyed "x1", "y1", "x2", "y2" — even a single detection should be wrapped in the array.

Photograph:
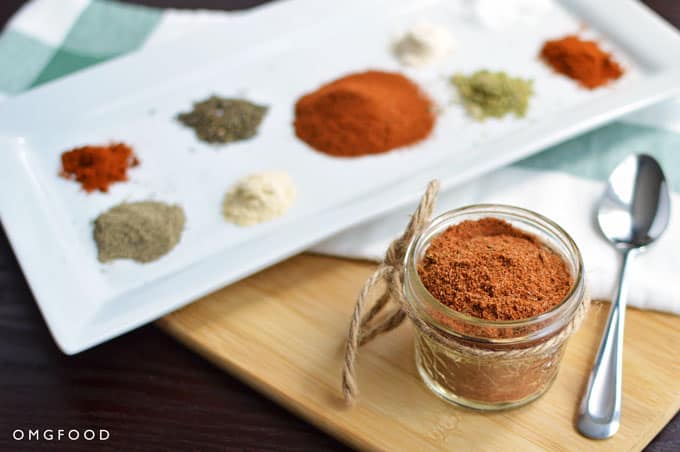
[
  {"x1": 60, "y1": 143, "x2": 139, "y2": 193},
  {"x1": 540, "y1": 35, "x2": 623, "y2": 89},
  {"x1": 294, "y1": 70, "x2": 435, "y2": 157},
  {"x1": 418, "y1": 218, "x2": 572, "y2": 321}
]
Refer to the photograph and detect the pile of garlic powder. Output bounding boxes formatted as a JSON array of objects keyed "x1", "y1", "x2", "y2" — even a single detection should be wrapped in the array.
[{"x1": 222, "y1": 171, "x2": 297, "y2": 226}]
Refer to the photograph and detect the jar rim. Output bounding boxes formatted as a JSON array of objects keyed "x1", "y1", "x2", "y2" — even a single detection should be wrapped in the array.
[{"x1": 404, "y1": 203, "x2": 584, "y2": 332}]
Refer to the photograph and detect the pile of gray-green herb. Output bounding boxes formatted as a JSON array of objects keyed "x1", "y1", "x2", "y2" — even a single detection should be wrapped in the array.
[
  {"x1": 94, "y1": 201, "x2": 185, "y2": 263},
  {"x1": 451, "y1": 70, "x2": 533, "y2": 121},
  {"x1": 177, "y1": 96, "x2": 268, "y2": 144}
]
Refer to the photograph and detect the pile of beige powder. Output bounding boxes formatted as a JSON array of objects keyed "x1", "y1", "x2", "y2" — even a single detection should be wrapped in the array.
[{"x1": 222, "y1": 171, "x2": 296, "y2": 226}]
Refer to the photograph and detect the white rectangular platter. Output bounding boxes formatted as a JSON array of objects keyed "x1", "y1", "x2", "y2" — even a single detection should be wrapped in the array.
[{"x1": 1, "y1": 0, "x2": 680, "y2": 353}]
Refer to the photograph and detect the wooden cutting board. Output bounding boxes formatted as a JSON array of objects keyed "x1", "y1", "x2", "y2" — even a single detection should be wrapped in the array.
[{"x1": 158, "y1": 254, "x2": 680, "y2": 451}]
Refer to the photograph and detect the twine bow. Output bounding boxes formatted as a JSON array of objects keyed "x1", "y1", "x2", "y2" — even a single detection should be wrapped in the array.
[{"x1": 342, "y1": 180, "x2": 440, "y2": 404}]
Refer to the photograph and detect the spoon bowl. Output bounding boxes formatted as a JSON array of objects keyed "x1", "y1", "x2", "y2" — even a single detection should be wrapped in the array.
[{"x1": 597, "y1": 154, "x2": 671, "y2": 249}]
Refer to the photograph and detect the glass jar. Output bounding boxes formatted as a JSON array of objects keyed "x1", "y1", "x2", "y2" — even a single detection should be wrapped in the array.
[{"x1": 403, "y1": 204, "x2": 585, "y2": 411}]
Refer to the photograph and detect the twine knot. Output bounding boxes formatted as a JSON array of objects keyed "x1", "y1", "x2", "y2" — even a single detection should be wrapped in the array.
[{"x1": 342, "y1": 180, "x2": 440, "y2": 404}]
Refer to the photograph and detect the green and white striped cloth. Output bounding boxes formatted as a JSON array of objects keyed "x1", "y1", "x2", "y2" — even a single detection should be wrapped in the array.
[
  {"x1": 1, "y1": 0, "x2": 156, "y2": 98},
  {"x1": 0, "y1": 0, "x2": 268, "y2": 99},
  {"x1": 1, "y1": 0, "x2": 679, "y2": 314}
]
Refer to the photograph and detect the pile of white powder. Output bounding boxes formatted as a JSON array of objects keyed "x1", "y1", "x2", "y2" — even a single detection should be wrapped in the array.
[
  {"x1": 474, "y1": 0, "x2": 551, "y2": 29},
  {"x1": 392, "y1": 23, "x2": 456, "y2": 67}
]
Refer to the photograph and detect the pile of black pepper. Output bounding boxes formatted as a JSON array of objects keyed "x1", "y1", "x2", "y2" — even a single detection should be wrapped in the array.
[{"x1": 177, "y1": 95, "x2": 268, "y2": 144}]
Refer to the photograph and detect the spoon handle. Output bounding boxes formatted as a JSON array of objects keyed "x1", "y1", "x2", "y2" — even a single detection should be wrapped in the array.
[{"x1": 578, "y1": 249, "x2": 633, "y2": 439}]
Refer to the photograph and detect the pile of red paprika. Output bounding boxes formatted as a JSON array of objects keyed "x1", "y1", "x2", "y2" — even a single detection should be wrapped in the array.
[{"x1": 294, "y1": 70, "x2": 435, "y2": 158}]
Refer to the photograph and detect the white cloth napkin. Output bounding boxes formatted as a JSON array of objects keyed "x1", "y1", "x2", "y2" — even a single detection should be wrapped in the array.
[{"x1": 313, "y1": 103, "x2": 680, "y2": 315}]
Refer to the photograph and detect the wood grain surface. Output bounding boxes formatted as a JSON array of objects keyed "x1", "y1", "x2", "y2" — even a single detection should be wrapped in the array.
[
  {"x1": 158, "y1": 254, "x2": 680, "y2": 451},
  {"x1": 1, "y1": 0, "x2": 679, "y2": 451}
]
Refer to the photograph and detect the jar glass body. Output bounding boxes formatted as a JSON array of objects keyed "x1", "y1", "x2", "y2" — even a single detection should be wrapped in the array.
[{"x1": 404, "y1": 204, "x2": 585, "y2": 411}]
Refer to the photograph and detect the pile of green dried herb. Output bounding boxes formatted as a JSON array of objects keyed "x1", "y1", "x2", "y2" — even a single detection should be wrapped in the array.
[
  {"x1": 94, "y1": 201, "x2": 185, "y2": 263},
  {"x1": 451, "y1": 70, "x2": 533, "y2": 121},
  {"x1": 177, "y1": 96, "x2": 268, "y2": 144}
]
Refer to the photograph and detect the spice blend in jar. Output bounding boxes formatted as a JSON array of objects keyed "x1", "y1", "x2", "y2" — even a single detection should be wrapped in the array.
[
  {"x1": 540, "y1": 35, "x2": 624, "y2": 89},
  {"x1": 178, "y1": 96, "x2": 268, "y2": 144},
  {"x1": 60, "y1": 143, "x2": 139, "y2": 193},
  {"x1": 404, "y1": 206, "x2": 586, "y2": 410},
  {"x1": 294, "y1": 70, "x2": 435, "y2": 157},
  {"x1": 418, "y1": 218, "x2": 572, "y2": 321}
]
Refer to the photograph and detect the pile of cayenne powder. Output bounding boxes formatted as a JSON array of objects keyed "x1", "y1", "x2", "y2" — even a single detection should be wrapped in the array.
[
  {"x1": 60, "y1": 143, "x2": 139, "y2": 193},
  {"x1": 540, "y1": 35, "x2": 624, "y2": 89},
  {"x1": 418, "y1": 217, "x2": 572, "y2": 321}
]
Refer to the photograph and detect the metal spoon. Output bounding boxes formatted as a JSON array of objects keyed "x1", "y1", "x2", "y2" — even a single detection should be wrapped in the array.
[{"x1": 578, "y1": 154, "x2": 671, "y2": 439}]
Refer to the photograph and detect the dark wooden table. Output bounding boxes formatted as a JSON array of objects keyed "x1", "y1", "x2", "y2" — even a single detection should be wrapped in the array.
[{"x1": 1, "y1": 1, "x2": 678, "y2": 450}]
